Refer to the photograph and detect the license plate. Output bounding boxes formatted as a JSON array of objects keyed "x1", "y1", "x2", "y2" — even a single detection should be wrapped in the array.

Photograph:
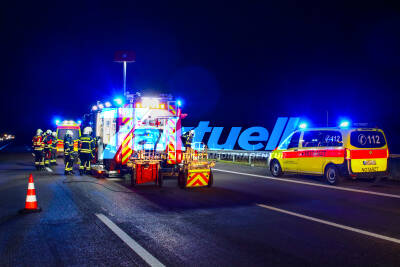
[
  {"x1": 363, "y1": 160, "x2": 376, "y2": 165},
  {"x1": 361, "y1": 166, "x2": 379, "y2": 172}
]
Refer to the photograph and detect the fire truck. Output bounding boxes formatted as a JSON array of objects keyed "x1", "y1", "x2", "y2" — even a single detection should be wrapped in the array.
[
  {"x1": 88, "y1": 92, "x2": 214, "y2": 188},
  {"x1": 56, "y1": 120, "x2": 81, "y2": 155},
  {"x1": 90, "y1": 93, "x2": 183, "y2": 175}
]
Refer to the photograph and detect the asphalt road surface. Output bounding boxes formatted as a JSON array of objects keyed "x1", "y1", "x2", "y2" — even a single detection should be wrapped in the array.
[{"x1": 1, "y1": 143, "x2": 400, "y2": 266}]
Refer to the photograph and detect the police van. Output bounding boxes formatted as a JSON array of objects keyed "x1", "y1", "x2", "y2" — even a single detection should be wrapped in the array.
[{"x1": 268, "y1": 126, "x2": 389, "y2": 185}]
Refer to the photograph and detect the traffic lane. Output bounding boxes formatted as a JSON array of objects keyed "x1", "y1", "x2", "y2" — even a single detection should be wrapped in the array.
[
  {"x1": 61, "y1": 173, "x2": 310, "y2": 266},
  {"x1": 2, "y1": 152, "x2": 400, "y2": 266},
  {"x1": 74, "y1": 177, "x2": 400, "y2": 266},
  {"x1": 215, "y1": 162, "x2": 400, "y2": 196},
  {"x1": 0, "y1": 157, "x2": 148, "y2": 266},
  {"x1": 210, "y1": 170, "x2": 400, "y2": 239}
]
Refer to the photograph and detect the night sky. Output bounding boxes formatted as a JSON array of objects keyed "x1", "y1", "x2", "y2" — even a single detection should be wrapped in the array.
[{"x1": 1, "y1": 2, "x2": 400, "y2": 150}]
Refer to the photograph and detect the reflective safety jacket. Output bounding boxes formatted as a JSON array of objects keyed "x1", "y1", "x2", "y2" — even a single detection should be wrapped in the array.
[
  {"x1": 78, "y1": 135, "x2": 95, "y2": 154},
  {"x1": 64, "y1": 136, "x2": 74, "y2": 154},
  {"x1": 182, "y1": 132, "x2": 193, "y2": 147},
  {"x1": 43, "y1": 134, "x2": 52, "y2": 150},
  {"x1": 32, "y1": 135, "x2": 44, "y2": 151},
  {"x1": 49, "y1": 136, "x2": 58, "y2": 149}
]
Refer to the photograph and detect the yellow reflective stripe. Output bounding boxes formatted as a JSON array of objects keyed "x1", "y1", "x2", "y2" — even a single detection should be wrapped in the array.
[
  {"x1": 122, "y1": 153, "x2": 131, "y2": 163},
  {"x1": 188, "y1": 169, "x2": 210, "y2": 173},
  {"x1": 122, "y1": 145, "x2": 131, "y2": 155},
  {"x1": 122, "y1": 135, "x2": 132, "y2": 146},
  {"x1": 187, "y1": 174, "x2": 207, "y2": 187}
]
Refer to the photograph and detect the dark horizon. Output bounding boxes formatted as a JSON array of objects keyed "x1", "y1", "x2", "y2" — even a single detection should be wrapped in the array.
[{"x1": 1, "y1": 1, "x2": 400, "y2": 150}]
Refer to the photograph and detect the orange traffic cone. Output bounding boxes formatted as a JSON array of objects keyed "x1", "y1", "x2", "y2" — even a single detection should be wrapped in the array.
[{"x1": 19, "y1": 174, "x2": 41, "y2": 213}]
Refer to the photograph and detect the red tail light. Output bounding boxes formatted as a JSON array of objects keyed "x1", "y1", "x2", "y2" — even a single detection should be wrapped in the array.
[{"x1": 116, "y1": 152, "x2": 121, "y2": 163}]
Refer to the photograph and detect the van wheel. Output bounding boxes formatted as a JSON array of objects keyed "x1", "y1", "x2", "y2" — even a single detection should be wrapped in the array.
[
  {"x1": 270, "y1": 160, "x2": 282, "y2": 177},
  {"x1": 178, "y1": 171, "x2": 186, "y2": 189},
  {"x1": 324, "y1": 165, "x2": 342, "y2": 185}
]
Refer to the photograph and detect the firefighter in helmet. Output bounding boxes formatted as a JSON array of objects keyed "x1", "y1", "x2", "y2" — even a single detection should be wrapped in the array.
[
  {"x1": 43, "y1": 129, "x2": 53, "y2": 167},
  {"x1": 50, "y1": 131, "x2": 58, "y2": 165},
  {"x1": 32, "y1": 129, "x2": 45, "y2": 170},
  {"x1": 64, "y1": 130, "x2": 74, "y2": 175},
  {"x1": 78, "y1": 127, "x2": 95, "y2": 175},
  {"x1": 182, "y1": 130, "x2": 194, "y2": 149}
]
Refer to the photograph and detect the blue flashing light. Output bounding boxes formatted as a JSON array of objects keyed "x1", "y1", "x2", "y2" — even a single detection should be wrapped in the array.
[
  {"x1": 177, "y1": 99, "x2": 182, "y2": 107},
  {"x1": 77, "y1": 120, "x2": 82, "y2": 125},
  {"x1": 299, "y1": 122, "x2": 308, "y2": 129},
  {"x1": 54, "y1": 119, "x2": 60, "y2": 126},
  {"x1": 339, "y1": 120, "x2": 350, "y2": 128},
  {"x1": 114, "y1": 97, "x2": 123, "y2": 105}
]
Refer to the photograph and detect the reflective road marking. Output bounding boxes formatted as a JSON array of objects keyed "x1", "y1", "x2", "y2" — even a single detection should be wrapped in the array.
[
  {"x1": 45, "y1": 167, "x2": 53, "y2": 172},
  {"x1": 257, "y1": 203, "x2": 400, "y2": 245},
  {"x1": 0, "y1": 143, "x2": 10, "y2": 151},
  {"x1": 106, "y1": 178, "x2": 124, "y2": 181},
  {"x1": 214, "y1": 168, "x2": 400, "y2": 199},
  {"x1": 95, "y1": 213, "x2": 165, "y2": 267}
]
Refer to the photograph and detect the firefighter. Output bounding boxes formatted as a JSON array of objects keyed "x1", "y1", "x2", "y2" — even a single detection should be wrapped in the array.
[
  {"x1": 78, "y1": 127, "x2": 95, "y2": 175},
  {"x1": 64, "y1": 130, "x2": 74, "y2": 175},
  {"x1": 182, "y1": 130, "x2": 194, "y2": 149},
  {"x1": 32, "y1": 129, "x2": 45, "y2": 170},
  {"x1": 43, "y1": 129, "x2": 53, "y2": 167},
  {"x1": 50, "y1": 131, "x2": 58, "y2": 165}
]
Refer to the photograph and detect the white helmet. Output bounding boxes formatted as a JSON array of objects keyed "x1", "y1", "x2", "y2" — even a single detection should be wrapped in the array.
[
  {"x1": 36, "y1": 129, "x2": 43, "y2": 135},
  {"x1": 83, "y1": 127, "x2": 93, "y2": 135},
  {"x1": 52, "y1": 131, "x2": 57, "y2": 137},
  {"x1": 66, "y1": 130, "x2": 73, "y2": 137},
  {"x1": 46, "y1": 129, "x2": 52, "y2": 135}
]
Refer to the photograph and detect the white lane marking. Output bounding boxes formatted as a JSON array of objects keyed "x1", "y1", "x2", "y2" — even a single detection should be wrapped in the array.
[
  {"x1": 257, "y1": 203, "x2": 400, "y2": 245},
  {"x1": 45, "y1": 167, "x2": 53, "y2": 172},
  {"x1": 95, "y1": 213, "x2": 165, "y2": 267},
  {"x1": 214, "y1": 168, "x2": 400, "y2": 199},
  {"x1": 0, "y1": 143, "x2": 10, "y2": 151},
  {"x1": 32, "y1": 153, "x2": 35, "y2": 157},
  {"x1": 107, "y1": 178, "x2": 124, "y2": 181}
]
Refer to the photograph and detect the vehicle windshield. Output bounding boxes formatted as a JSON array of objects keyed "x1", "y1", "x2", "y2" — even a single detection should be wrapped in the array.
[
  {"x1": 57, "y1": 128, "x2": 80, "y2": 140},
  {"x1": 134, "y1": 128, "x2": 164, "y2": 151},
  {"x1": 350, "y1": 130, "x2": 386, "y2": 148},
  {"x1": 278, "y1": 132, "x2": 295, "y2": 150}
]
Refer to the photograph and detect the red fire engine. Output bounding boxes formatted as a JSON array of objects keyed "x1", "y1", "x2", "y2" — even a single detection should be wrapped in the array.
[{"x1": 89, "y1": 93, "x2": 214, "y2": 188}]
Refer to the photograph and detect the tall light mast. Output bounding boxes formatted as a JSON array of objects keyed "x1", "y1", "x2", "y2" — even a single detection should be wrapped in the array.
[{"x1": 114, "y1": 51, "x2": 136, "y2": 96}]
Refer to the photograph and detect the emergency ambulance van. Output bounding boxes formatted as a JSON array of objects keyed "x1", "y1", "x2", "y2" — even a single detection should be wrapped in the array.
[
  {"x1": 56, "y1": 120, "x2": 81, "y2": 154},
  {"x1": 268, "y1": 127, "x2": 389, "y2": 185}
]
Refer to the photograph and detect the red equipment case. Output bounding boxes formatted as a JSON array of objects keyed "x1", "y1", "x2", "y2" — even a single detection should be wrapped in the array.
[{"x1": 131, "y1": 161, "x2": 162, "y2": 186}]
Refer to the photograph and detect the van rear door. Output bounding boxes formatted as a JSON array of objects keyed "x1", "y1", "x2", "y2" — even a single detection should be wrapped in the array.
[{"x1": 348, "y1": 129, "x2": 388, "y2": 173}]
